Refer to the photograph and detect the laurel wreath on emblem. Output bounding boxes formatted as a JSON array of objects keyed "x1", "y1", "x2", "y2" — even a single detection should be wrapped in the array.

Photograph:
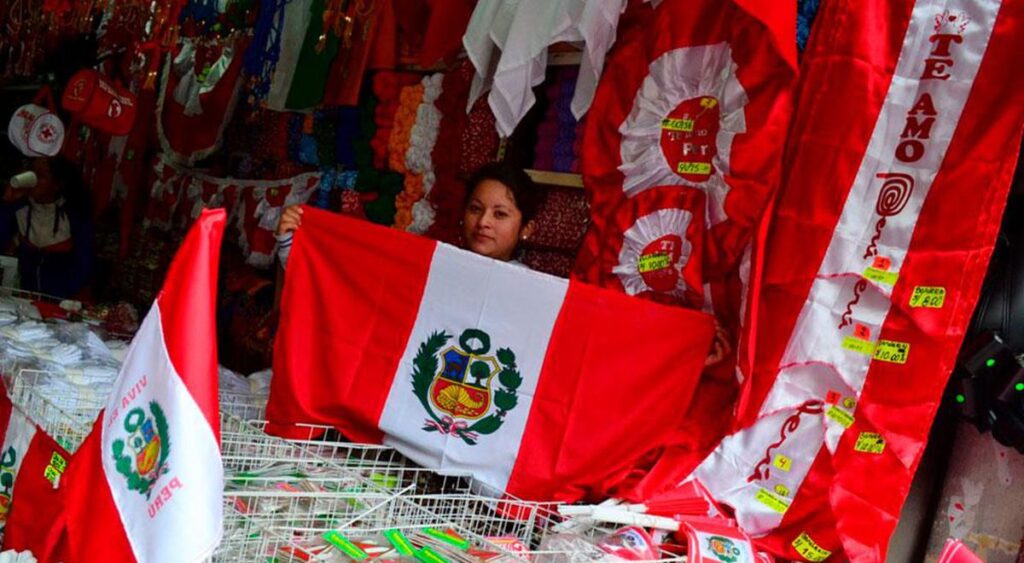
[
  {"x1": 112, "y1": 401, "x2": 171, "y2": 499},
  {"x1": 412, "y1": 329, "x2": 522, "y2": 446}
]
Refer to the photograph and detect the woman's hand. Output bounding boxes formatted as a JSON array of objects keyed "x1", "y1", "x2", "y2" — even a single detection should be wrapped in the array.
[
  {"x1": 277, "y1": 205, "x2": 303, "y2": 236},
  {"x1": 705, "y1": 321, "x2": 733, "y2": 367}
]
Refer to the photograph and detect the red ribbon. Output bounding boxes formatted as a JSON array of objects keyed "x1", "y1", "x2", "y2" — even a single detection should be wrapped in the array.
[{"x1": 425, "y1": 416, "x2": 479, "y2": 440}]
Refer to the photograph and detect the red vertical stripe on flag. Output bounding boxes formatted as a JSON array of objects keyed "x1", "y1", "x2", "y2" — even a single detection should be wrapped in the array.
[
  {"x1": 267, "y1": 208, "x2": 437, "y2": 441},
  {"x1": 505, "y1": 281, "x2": 714, "y2": 501},
  {"x1": 154, "y1": 209, "x2": 226, "y2": 440}
]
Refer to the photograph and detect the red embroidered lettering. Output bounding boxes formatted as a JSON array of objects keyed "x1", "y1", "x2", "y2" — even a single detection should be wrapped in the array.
[
  {"x1": 896, "y1": 140, "x2": 925, "y2": 162},
  {"x1": 901, "y1": 116, "x2": 935, "y2": 140},
  {"x1": 921, "y1": 58, "x2": 953, "y2": 80},
  {"x1": 928, "y1": 33, "x2": 963, "y2": 57}
]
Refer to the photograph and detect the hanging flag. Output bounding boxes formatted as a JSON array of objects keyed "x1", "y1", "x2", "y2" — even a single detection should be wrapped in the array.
[
  {"x1": 0, "y1": 408, "x2": 36, "y2": 539},
  {"x1": 158, "y1": 36, "x2": 248, "y2": 164},
  {"x1": 266, "y1": 207, "x2": 715, "y2": 502},
  {"x1": 63, "y1": 209, "x2": 227, "y2": 562},
  {"x1": 691, "y1": 0, "x2": 1024, "y2": 560}
]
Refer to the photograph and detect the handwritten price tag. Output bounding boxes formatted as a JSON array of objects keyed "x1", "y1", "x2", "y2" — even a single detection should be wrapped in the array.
[
  {"x1": 773, "y1": 454, "x2": 792, "y2": 472},
  {"x1": 661, "y1": 117, "x2": 695, "y2": 132},
  {"x1": 854, "y1": 432, "x2": 886, "y2": 454},
  {"x1": 793, "y1": 533, "x2": 832, "y2": 562},
  {"x1": 909, "y1": 286, "x2": 946, "y2": 308},
  {"x1": 826, "y1": 406, "x2": 855, "y2": 428},
  {"x1": 873, "y1": 340, "x2": 910, "y2": 364},
  {"x1": 677, "y1": 162, "x2": 712, "y2": 175},
  {"x1": 49, "y1": 452, "x2": 67, "y2": 473},
  {"x1": 756, "y1": 488, "x2": 791, "y2": 514},
  {"x1": 863, "y1": 267, "x2": 899, "y2": 286}
]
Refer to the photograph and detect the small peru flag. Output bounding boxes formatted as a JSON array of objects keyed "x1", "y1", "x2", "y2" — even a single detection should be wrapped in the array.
[
  {"x1": 63, "y1": 210, "x2": 226, "y2": 562},
  {"x1": 267, "y1": 207, "x2": 715, "y2": 502}
]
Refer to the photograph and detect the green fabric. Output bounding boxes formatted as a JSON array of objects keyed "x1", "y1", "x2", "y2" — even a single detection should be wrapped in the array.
[
  {"x1": 285, "y1": 0, "x2": 341, "y2": 110},
  {"x1": 351, "y1": 77, "x2": 400, "y2": 225}
]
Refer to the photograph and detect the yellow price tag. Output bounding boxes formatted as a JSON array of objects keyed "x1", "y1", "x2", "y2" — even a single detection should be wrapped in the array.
[
  {"x1": 677, "y1": 162, "x2": 712, "y2": 175},
  {"x1": 854, "y1": 432, "x2": 886, "y2": 454},
  {"x1": 863, "y1": 267, "x2": 899, "y2": 286},
  {"x1": 660, "y1": 117, "x2": 695, "y2": 132},
  {"x1": 773, "y1": 454, "x2": 792, "y2": 472},
  {"x1": 756, "y1": 488, "x2": 791, "y2": 514},
  {"x1": 637, "y1": 253, "x2": 671, "y2": 273},
  {"x1": 49, "y1": 452, "x2": 67, "y2": 473},
  {"x1": 774, "y1": 484, "x2": 791, "y2": 497},
  {"x1": 44, "y1": 465, "x2": 61, "y2": 485},
  {"x1": 826, "y1": 406, "x2": 855, "y2": 428},
  {"x1": 873, "y1": 340, "x2": 909, "y2": 364},
  {"x1": 909, "y1": 286, "x2": 946, "y2": 308},
  {"x1": 841, "y1": 336, "x2": 875, "y2": 356},
  {"x1": 792, "y1": 533, "x2": 832, "y2": 562}
]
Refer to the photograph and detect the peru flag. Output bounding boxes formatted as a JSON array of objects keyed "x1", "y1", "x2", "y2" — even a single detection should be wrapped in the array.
[
  {"x1": 63, "y1": 210, "x2": 227, "y2": 562},
  {"x1": 691, "y1": 0, "x2": 1024, "y2": 560},
  {"x1": 267, "y1": 207, "x2": 715, "y2": 502}
]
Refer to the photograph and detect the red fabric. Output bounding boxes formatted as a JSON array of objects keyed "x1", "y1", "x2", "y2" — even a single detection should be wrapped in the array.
[
  {"x1": 504, "y1": 280, "x2": 714, "y2": 501},
  {"x1": 266, "y1": 207, "x2": 436, "y2": 440},
  {"x1": 156, "y1": 209, "x2": 227, "y2": 439},
  {"x1": 0, "y1": 388, "x2": 10, "y2": 442},
  {"x1": 418, "y1": 0, "x2": 474, "y2": 67},
  {"x1": 62, "y1": 70, "x2": 137, "y2": 136},
  {"x1": 266, "y1": 207, "x2": 715, "y2": 501},
  {"x1": 368, "y1": 0, "x2": 398, "y2": 70},
  {"x1": 459, "y1": 97, "x2": 500, "y2": 176},
  {"x1": 2, "y1": 432, "x2": 70, "y2": 562}
]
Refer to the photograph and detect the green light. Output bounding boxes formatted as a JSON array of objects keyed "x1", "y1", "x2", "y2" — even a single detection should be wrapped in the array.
[
  {"x1": 986, "y1": 358, "x2": 997, "y2": 368},
  {"x1": 1016, "y1": 382, "x2": 1024, "y2": 392},
  {"x1": 955, "y1": 394, "x2": 966, "y2": 404}
]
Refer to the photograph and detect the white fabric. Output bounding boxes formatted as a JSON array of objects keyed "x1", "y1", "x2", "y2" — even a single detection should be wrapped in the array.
[
  {"x1": 266, "y1": 0, "x2": 314, "y2": 112},
  {"x1": 0, "y1": 409, "x2": 38, "y2": 534},
  {"x1": 15, "y1": 201, "x2": 71, "y2": 249},
  {"x1": 463, "y1": 0, "x2": 643, "y2": 136},
  {"x1": 100, "y1": 305, "x2": 223, "y2": 561},
  {"x1": 379, "y1": 244, "x2": 568, "y2": 491},
  {"x1": 694, "y1": 0, "x2": 1001, "y2": 535}
]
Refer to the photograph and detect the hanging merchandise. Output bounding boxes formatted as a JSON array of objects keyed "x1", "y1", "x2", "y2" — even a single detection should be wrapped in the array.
[
  {"x1": 417, "y1": 0, "x2": 474, "y2": 68},
  {"x1": 264, "y1": 0, "x2": 344, "y2": 111},
  {"x1": 400, "y1": 73, "x2": 444, "y2": 234},
  {"x1": 158, "y1": 35, "x2": 249, "y2": 164},
  {"x1": 688, "y1": 1, "x2": 1024, "y2": 561},
  {"x1": 464, "y1": 0, "x2": 659, "y2": 137},
  {"x1": 244, "y1": 0, "x2": 293, "y2": 105},
  {"x1": 63, "y1": 70, "x2": 138, "y2": 136},
  {"x1": 369, "y1": 72, "x2": 422, "y2": 169},
  {"x1": 322, "y1": 0, "x2": 384, "y2": 107},
  {"x1": 7, "y1": 89, "x2": 65, "y2": 158},
  {"x1": 425, "y1": 59, "x2": 474, "y2": 245},
  {"x1": 265, "y1": 208, "x2": 716, "y2": 502},
  {"x1": 145, "y1": 156, "x2": 321, "y2": 268},
  {"x1": 574, "y1": 0, "x2": 795, "y2": 307}
]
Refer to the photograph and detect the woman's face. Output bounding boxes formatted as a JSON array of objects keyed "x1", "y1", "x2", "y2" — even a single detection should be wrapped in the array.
[{"x1": 462, "y1": 179, "x2": 530, "y2": 261}]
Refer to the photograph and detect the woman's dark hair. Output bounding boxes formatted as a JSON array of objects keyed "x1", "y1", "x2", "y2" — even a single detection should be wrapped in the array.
[
  {"x1": 465, "y1": 162, "x2": 542, "y2": 223},
  {"x1": 46, "y1": 157, "x2": 92, "y2": 217}
]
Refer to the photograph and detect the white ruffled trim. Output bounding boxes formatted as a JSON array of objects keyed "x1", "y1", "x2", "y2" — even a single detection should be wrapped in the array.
[
  {"x1": 618, "y1": 43, "x2": 748, "y2": 227},
  {"x1": 408, "y1": 198, "x2": 437, "y2": 235},
  {"x1": 612, "y1": 208, "x2": 694, "y2": 298},
  {"x1": 402, "y1": 74, "x2": 444, "y2": 234}
]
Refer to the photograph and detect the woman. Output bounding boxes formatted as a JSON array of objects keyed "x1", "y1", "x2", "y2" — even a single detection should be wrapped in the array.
[
  {"x1": 276, "y1": 161, "x2": 541, "y2": 266},
  {"x1": 0, "y1": 158, "x2": 94, "y2": 298}
]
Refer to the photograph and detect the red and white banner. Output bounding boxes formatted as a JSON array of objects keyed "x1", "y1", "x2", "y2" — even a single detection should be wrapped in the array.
[
  {"x1": 691, "y1": 0, "x2": 1024, "y2": 560},
  {"x1": 267, "y1": 207, "x2": 715, "y2": 501},
  {"x1": 63, "y1": 210, "x2": 227, "y2": 562}
]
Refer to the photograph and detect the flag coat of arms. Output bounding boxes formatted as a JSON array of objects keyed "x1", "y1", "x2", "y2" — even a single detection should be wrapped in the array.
[
  {"x1": 62, "y1": 210, "x2": 227, "y2": 562},
  {"x1": 267, "y1": 207, "x2": 716, "y2": 501},
  {"x1": 688, "y1": 0, "x2": 1024, "y2": 560}
]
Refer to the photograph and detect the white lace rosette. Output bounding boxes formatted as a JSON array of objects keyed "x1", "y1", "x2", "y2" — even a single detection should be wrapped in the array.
[
  {"x1": 613, "y1": 208, "x2": 694, "y2": 299},
  {"x1": 404, "y1": 73, "x2": 444, "y2": 234},
  {"x1": 618, "y1": 42, "x2": 748, "y2": 226}
]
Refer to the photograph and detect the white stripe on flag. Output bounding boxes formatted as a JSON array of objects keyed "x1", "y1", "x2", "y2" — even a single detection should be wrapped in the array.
[
  {"x1": 100, "y1": 305, "x2": 223, "y2": 562},
  {"x1": 696, "y1": 0, "x2": 1001, "y2": 534},
  {"x1": 380, "y1": 245, "x2": 569, "y2": 492},
  {"x1": 0, "y1": 409, "x2": 37, "y2": 533}
]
